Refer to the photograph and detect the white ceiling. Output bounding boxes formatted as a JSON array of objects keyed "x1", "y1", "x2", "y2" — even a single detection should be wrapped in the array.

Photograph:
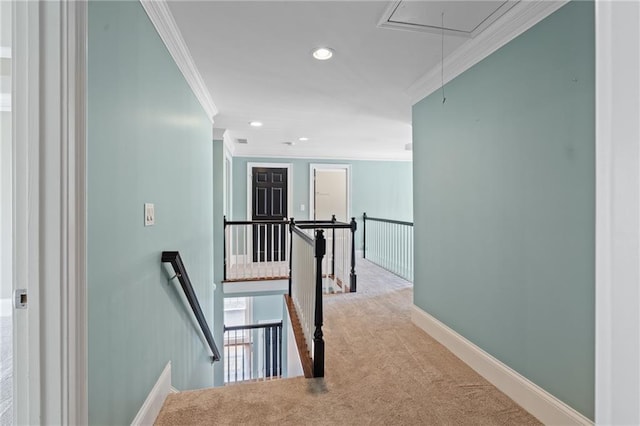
[{"x1": 167, "y1": 1, "x2": 513, "y2": 160}]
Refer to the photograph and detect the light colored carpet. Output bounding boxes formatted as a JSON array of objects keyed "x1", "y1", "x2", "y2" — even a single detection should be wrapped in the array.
[{"x1": 156, "y1": 259, "x2": 540, "y2": 425}]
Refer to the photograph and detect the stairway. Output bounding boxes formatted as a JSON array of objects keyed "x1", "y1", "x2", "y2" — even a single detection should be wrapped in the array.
[{"x1": 155, "y1": 259, "x2": 539, "y2": 425}]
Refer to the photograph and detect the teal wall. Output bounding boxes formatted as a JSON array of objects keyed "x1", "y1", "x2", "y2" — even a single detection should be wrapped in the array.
[
  {"x1": 412, "y1": 2, "x2": 594, "y2": 419},
  {"x1": 231, "y1": 157, "x2": 413, "y2": 248},
  {"x1": 88, "y1": 2, "x2": 215, "y2": 424},
  {"x1": 212, "y1": 140, "x2": 225, "y2": 386}
]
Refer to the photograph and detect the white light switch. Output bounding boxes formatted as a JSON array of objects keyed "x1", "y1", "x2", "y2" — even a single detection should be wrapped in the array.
[
  {"x1": 300, "y1": 204, "x2": 305, "y2": 211},
  {"x1": 144, "y1": 203, "x2": 155, "y2": 226}
]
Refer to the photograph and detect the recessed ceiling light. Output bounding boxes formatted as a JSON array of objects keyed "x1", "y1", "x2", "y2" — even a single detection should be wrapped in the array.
[
  {"x1": 312, "y1": 47, "x2": 334, "y2": 61},
  {"x1": 249, "y1": 121, "x2": 263, "y2": 127},
  {"x1": 298, "y1": 137, "x2": 309, "y2": 142}
]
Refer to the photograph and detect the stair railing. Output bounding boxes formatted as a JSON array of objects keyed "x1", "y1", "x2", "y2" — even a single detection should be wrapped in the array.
[
  {"x1": 294, "y1": 216, "x2": 357, "y2": 293},
  {"x1": 289, "y1": 222, "x2": 326, "y2": 377},
  {"x1": 362, "y1": 212, "x2": 414, "y2": 282},
  {"x1": 223, "y1": 321, "x2": 283, "y2": 383},
  {"x1": 161, "y1": 251, "x2": 221, "y2": 362},
  {"x1": 224, "y1": 216, "x2": 290, "y2": 281}
]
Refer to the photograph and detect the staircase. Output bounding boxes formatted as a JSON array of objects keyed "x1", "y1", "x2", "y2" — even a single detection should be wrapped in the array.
[{"x1": 154, "y1": 258, "x2": 540, "y2": 426}]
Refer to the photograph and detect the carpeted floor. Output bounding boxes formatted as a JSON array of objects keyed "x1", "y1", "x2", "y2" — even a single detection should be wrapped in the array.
[{"x1": 156, "y1": 259, "x2": 540, "y2": 425}]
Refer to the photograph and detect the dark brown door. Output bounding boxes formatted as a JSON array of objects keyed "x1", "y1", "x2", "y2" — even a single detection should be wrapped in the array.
[{"x1": 252, "y1": 167, "x2": 287, "y2": 262}]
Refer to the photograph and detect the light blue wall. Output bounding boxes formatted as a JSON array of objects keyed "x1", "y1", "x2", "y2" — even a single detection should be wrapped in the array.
[
  {"x1": 88, "y1": 2, "x2": 215, "y2": 424},
  {"x1": 412, "y1": 1, "x2": 594, "y2": 419},
  {"x1": 231, "y1": 157, "x2": 413, "y2": 248},
  {"x1": 212, "y1": 140, "x2": 225, "y2": 386}
]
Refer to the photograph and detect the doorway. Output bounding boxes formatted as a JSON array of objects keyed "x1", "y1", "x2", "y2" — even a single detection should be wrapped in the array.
[
  {"x1": 310, "y1": 164, "x2": 350, "y2": 222},
  {"x1": 248, "y1": 164, "x2": 291, "y2": 262}
]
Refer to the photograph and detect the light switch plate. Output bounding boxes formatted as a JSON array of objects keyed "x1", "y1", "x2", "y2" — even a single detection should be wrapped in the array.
[
  {"x1": 144, "y1": 203, "x2": 155, "y2": 226},
  {"x1": 300, "y1": 204, "x2": 305, "y2": 211}
]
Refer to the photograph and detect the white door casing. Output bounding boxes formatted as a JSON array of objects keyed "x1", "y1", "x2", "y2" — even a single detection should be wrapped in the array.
[
  {"x1": 12, "y1": 1, "x2": 88, "y2": 424},
  {"x1": 309, "y1": 164, "x2": 351, "y2": 222}
]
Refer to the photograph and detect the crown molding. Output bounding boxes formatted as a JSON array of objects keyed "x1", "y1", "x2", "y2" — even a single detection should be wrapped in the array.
[
  {"x1": 406, "y1": 0, "x2": 569, "y2": 105},
  {"x1": 140, "y1": 0, "x2": 218, "y2": 122}
]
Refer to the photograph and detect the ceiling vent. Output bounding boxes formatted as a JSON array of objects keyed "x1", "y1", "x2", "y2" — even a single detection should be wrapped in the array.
[
  {"x1": 236, "y1": 138, "x2": 248, "y2": 144},
  {"x1": 377, "y1": 0, "x2": 517, "y2": 38}
]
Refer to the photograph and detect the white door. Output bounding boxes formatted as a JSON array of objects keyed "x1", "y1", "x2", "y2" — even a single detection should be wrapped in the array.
[{"x1": 314, "y1": 169, "x2": 348, "y2": 222}]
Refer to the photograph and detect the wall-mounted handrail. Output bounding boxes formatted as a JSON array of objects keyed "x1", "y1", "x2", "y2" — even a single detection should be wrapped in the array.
[
  {"x1": 362, "y1": 212, "x2": 414, "y2": 282},
  {"x1": 161, "y1": 251, "x2": 221, "y2": 362}
]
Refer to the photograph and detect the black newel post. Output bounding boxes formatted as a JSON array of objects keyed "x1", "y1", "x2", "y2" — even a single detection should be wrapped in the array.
[
  {"x1": 362, "y1": 212, "x2": 367, "y2": 259},
  {"x1": 331, "y1": 214, "x2": 336, "y2": 277},
  {"x1": 313, "y1": 230, "x2": 326, "y2": 377},
  {"x1": 223, "y1": 215, "x2": 227, "y2": 282},
  {"x1": 350, "y1": 217, "x2": 357, "y2": 293},
  {"x1": 288, "y1": 217, "x2": 294, "y2": 296}
]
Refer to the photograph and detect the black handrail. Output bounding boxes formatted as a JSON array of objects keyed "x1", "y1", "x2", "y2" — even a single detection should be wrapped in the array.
[
  {"x1": 224, "y1": 218, "x2": 290, "y2": 226},
  {"x1": 363, "y1": 212, "x2": 413, "y2": 260},
  {"x1": 224, "y1": 321, "x2": 283, "y2": 331},
  {"x1": 293, "y1": 217, "x2": 357, "y2": 293},
  {"x1": 161, "y1": 251, "x2": 221, "y2": 362},
  {"x1": 363, "y1": 212, "x2": 414, "y2": 227},
  {"x1": 291, "y1": 223, "x2": 315, "y2": 245}
]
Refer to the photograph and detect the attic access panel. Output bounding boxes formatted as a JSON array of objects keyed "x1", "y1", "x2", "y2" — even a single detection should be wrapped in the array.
[{"x1": 378, "y1": 0, "x2": 518, "y2": 38}]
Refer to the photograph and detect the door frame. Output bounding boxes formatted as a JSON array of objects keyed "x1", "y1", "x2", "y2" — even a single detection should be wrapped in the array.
[
  {"x1": 246, "y1": 162, "x2": 292, "y2": 222},
  {"x1": 12, "y1": 1, "x2": 88, "y2": 424},
  {"x1": 309, "y1": 163, "x2": 351, "y2": 221},
  {"x1": 594, "y1": 1, "x2": 640, "y2": 423}
]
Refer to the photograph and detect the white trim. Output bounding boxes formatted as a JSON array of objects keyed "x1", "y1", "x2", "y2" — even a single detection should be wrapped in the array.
[
  {"x1": 12, "y1": 2, "x2": 41, "y2": 423},
  {"x1": 595, "y1": 1, "x2": 640, "y2": 424},
  {"x1": 131, "y1": 362, "x2": 173, "y2": 426},
  {"x1": 169, "y1": 386, "x2": 179, "y2": 394},
  {"x1": 13, "y1": 2, "x2": 89, "y2": 423},
  {"x1": 65, "y1": 1, "x2": 89, "y2": 423},
  {"x1": 139, "y1": 0, "x2": 218, "y2": 122},
  {"x1": 308, "y1": 163, "x2": 352, "y2": 222},
  {"x1": 234, "y1": 152, "x2": 411, "y2": 163},
  {"x1": 222, "y1": 279, "x2": 288, "y2": 295},
  {"x1": 406, "y1": 0, "x2": 568, "y2": 105},
  {"x1": 223, "y1": 143, "x2": 233, "y2": 218},
  {"x1": 212, "y1": 127, "x2": 226, "y2": 141},
  {"x1": 0, "y1": 46, "x2": 11, "y2": 58},
  {"x1": 222, "y1": 129, "x2": 236, "y2": 158},
  {"x1": 246, "y1": 162, "x2": 293, "y2": 221},
  {"x1": 411, "y1": 305, "x2": 592, "y2": 426}
]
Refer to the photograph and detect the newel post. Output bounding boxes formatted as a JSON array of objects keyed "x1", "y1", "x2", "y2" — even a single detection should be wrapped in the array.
[
  {"x1": 350, "y1": 217, "x2": 357, "y2": 292},
  {"x1": 331, "y1": 214, "x2": 336, "y2": 277},
  {"x1": 313, "y1": 230, "x2": 326, "y2": 377},
  {"x1": 223, "y1": 215, "x2": 227, "y2": 282},
  {"x1": 362, "y1": 212, "x2": 367, "y2": 259},
  {"x1": 288, "y1": 217, "x2": 295, "y2": 296}
]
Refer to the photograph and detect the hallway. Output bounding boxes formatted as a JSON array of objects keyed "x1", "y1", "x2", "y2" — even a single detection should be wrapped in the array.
[{"x1": 156, "y1": 259, "x2": 539, "y2": 425}]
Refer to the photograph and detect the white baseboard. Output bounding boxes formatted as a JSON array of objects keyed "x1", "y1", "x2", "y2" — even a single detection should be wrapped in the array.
[
  {"x1": 131, "y1": 361, "x2": 173, "y2": 426},
  {"x1": 411, "y1": 305, "x2": 592, "y2": 426}
]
